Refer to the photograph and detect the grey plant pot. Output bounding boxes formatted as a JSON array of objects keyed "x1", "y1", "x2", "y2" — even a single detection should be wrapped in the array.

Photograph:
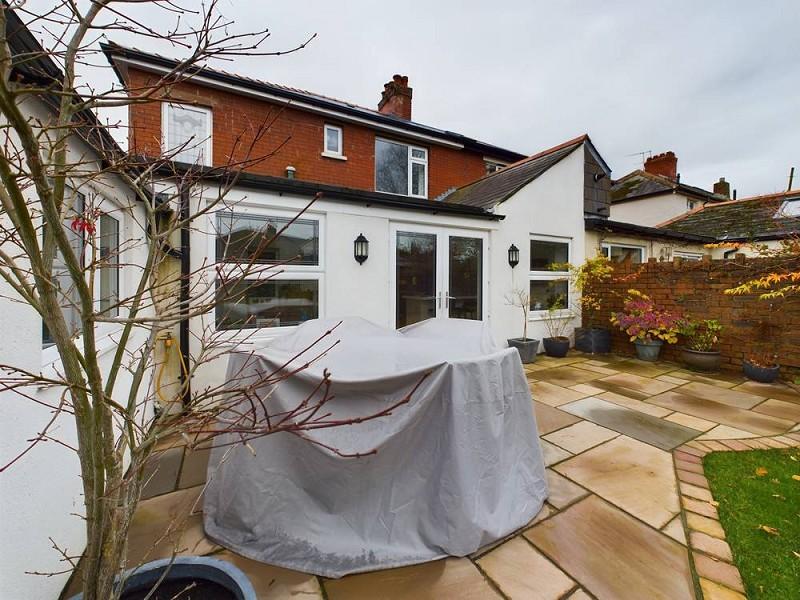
[
  {"x1": 67, "y1": 557, "x2": 257, "y2": 600},
  {"x1": 543, "y1": 336, "x2": 570, "y2": 358},
  {"x1": 743, "y1": 360, "x2": 780, "y2": 383},
  {"x1": 680, "y1": 347, "x2": 722, "y2": 372},
  {"x1": 633, "y1": 339, "x2": 663, "y2": 362},
  {"x1": 508, "y1": 338, "x2": 540, "y2": 364},
  {"x1": 574, "y1": 327, "x2": 612, "y2": 354}
]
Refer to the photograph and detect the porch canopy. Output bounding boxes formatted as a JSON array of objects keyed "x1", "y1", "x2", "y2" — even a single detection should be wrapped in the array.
[{"x1": 203, "y1": 317, "x2": 547, "y2": 578}]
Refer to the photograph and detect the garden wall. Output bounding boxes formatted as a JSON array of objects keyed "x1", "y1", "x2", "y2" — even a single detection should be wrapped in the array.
[{"x1": 585, "y1": 255, "x2": 800, "y2": 379}]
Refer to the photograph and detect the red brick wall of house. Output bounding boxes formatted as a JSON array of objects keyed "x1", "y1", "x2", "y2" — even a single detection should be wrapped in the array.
[
  {"x1": 585, "y1": 256, "x2": 800, "y2": 379},
  {"x1": 127, "y1": 68, "x2": 489, "y2": 199}
]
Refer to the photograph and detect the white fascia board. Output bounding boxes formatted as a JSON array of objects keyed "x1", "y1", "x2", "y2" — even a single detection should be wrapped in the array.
[{"x1": 115, "y1": 57, "x2": 464, "y2": 150}]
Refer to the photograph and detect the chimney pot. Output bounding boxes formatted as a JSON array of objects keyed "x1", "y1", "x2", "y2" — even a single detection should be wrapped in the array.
[
  {"x1": 713, "y1": 177, "x2": 731, "y2": 198},
  {"x1": 378, "y1": 74, "x2": 413, "y2": 120},
  {"x1": 644, "y1": 151, "x2": 678, "y2": 181}
]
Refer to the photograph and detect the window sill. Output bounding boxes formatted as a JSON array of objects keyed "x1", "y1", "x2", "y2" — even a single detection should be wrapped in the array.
[
  {"x1": 321, "y1": 151, "x2": 347, "y2": 161},
  {"x1": 528, "y1": 311, "x2": 576, "y2": 322}
]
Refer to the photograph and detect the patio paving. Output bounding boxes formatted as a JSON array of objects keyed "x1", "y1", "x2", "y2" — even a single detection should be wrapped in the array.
[{"x1": 77, "y1": 352, "x2": 800, "y2": 599}]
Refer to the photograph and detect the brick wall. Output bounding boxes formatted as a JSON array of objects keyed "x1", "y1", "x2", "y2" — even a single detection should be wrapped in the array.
[
  {"x1": 127, "y1": 68, "x2": 488, "y2": 199},
  {"x1": 585, "y1": 255, "x2": 800, "y2": 378}
]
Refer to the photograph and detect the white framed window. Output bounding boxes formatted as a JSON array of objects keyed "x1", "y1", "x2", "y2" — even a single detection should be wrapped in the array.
[
  {"x1": 529, "y1": 235, "x2": 571, "y2": 313},
  {"x1": 321, "y1": 124, "x2": 345, "y2": 160},
  {"x1": 98, "y1": 213, "x2": 120, "y2": 316},
  {"x1": 601, "y1": 243, "x2": 645, "y2": 264},
  {"x1": 485, "y1": 160, "x2": 506, "y2": 175},
  {"x1": 214, "y1": 210, "x2": 323, "y2": 331},
  {"x1": 162, "y1": 102, "x2": 212, "y2": 166},
  {"x1": 687, "y1": 199, "x2": 697, "y2": 211},
  {"x1": 674, "y1": 250, "x2": 704, "y2": 261},
  {"x1": 375, "y1": 138, "x2": 428, "y2": 198},
  {"x1": 776, "y1": 197, "x2": 800, "y2": 217}
]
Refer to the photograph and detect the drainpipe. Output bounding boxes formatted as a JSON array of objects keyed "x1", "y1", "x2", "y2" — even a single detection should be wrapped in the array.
[{"x1": 179, "y1": 186, "x2": 191, "y2": 409}]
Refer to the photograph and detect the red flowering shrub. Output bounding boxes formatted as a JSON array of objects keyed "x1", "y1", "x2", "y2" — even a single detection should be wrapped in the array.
[{"x1": 610, "y1": 289, "x2": 681, "y2": 344}]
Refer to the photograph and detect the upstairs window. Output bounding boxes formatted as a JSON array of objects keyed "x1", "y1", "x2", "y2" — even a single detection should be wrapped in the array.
[
  {"x1": 485, "y1": 160, "x2": 506, "y2": 175},
  {"x1": 375, "y1": 138, "x2": 427, "y2": 198},
  {"x1": 322, "y1": 124, "x2": 345, "y2": 159},
  {"x1": 98, "y1": 214, "x2": 120, "y2": 316},
  {"x1": 162, "y1": 102, "x2": 212, "y2": 166}
]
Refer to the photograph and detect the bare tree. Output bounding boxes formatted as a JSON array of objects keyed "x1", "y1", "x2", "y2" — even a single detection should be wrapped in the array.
[{"x1": 0, "y1": 3, "x2": 421, "y2": 598}]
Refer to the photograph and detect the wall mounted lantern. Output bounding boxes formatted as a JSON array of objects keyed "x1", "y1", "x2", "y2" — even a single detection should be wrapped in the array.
[
  {"x1": 508, "y1": 244, "x2": 520, "y2": 268},
  {"x1": 354, "y1": 233, "x2": 369, "y2": 265}
]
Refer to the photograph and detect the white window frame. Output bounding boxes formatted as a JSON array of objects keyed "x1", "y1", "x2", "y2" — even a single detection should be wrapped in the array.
[
  {"x1": 484, "y1": 159, "x2": 507, "y2": 175},
  {"x1": 529, "y1": 234, "x2": 571, "y2": 319},
  {"x1": 210, "y1": 205, "x2": 325, "y2": 338},
  {"x1": 375, "y1": 137, "x2": 428, "y2": 199},
  {"x1": 162, "y1": 102, "x2": 213, "y2": 167},
  {"x1": 321, "y1": 124, "x2": 346, "y2": 160},
  {"x1": 673, "y1": 250, "x2": 704, "y2": 261},
  {"x1": 601, "y1": 242, "x2": 646, "y2": 264}
]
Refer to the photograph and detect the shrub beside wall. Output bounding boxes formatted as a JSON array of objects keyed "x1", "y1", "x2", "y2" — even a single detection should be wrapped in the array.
[{"x1": 586, "y1": 255, "x2": 800, "y2": 380}]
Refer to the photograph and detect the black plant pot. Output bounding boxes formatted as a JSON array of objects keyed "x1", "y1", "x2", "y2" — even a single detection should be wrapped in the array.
[
  {"x1": 543, "y1": 336, "x2": 570, "y2": 358},
  {"x1": 574, "y1": 327, "x2": 612, "y2": 354},
  {"x1": 743, "y1": 360, "x2": 780, "y2": 383},
  {"x1": 507, "y1": 337, "x2": 540, "y2": 364},
  {"x1": 680, "y1": 347, "x2": 722, "y2": 372}
]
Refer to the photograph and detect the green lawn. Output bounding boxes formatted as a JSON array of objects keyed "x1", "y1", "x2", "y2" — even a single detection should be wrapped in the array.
[{"x1": 703, "y1": 447, "x2": 800, "y2": 599}]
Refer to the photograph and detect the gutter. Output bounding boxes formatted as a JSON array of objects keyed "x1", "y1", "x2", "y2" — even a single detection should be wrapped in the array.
[{"x1": 584, "y1": 216, "x2": 715, "y2": 243}]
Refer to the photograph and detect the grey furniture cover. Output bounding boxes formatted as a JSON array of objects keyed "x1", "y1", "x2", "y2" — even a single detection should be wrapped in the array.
[{"x1": 203, "y1": 317, "x2": 547, "y2": 578}]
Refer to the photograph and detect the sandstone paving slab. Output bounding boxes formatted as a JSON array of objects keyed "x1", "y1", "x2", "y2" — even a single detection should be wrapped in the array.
[
  {"x1": 569, "y1": 383, "x2": 607, "y2": 396},
  {"x1": 699, "y1": 578, "x2": 747, "y2": 600},
  {"x1": 530, "y1": 380, "x2": 591, "y2": 407},
  {"x1": 665, "y1": 412, "x2": 718, "y2": 431},
  {"x1": 533, "y1": 400, "x2": 581, "y2": 435},
  {"x1": 646, "y1": 390, "x2": 794, "y2": 436},
  {"x1": 596, "y1": 390, "x2": 672, "y2": 417},
  {"x1": 597, "y1": 372, "x2": 676, "y2": 396},
  {"x1": 476, "y1": 535, "x2": 575, "y2": 600},
  {"x1": 693, "y1": 554, "x2": 745, "y2": 593},
  {"x1": 752, "y1": 397, "x2": 800, "y2": 422},
  {"x1": 731, "y1": 380, "x2": 800, "y2": 404},
  {"x1": 686, "y1": 512, "x2": 725, "y2": 539},
  {"x1": 323, "y1": 557, "x2": 502, "y2": 600},
  {"x1": 540, "y1": 439, "x2": 573, "y2": 467},
  {"x1": 525, "y1": 495, "x2": 694, "y2": 600},
  {"x1": 473, "y1": 504, "x2": 555, "y2": 559},
  {"x1": 572, "y1": 363, "x2": 619, "y2": 376},
  {"x1": 668, "y1": 370, "x2": 744, "y2": 388},
  {"x1": 545, "y1": 469, "x2": 589, "y2": 509},
  {"x1": 586, "y1": 379, "x2": 651, "y2": 401},
  {"x1": 179, "y1": 445, "x2": 211, "y2": 489},
  {"x1": 566, "y1": 590, "x2": 593, "y2": 600},
  {"x1": 215, "y1": 549, "x2": 324, "y2": 599},
  {"x1": 543, "y1": 421, "x2": 619, "y2": 454},
  {"x1": 676, "y1": 381, "x2": 766, "y2": 409},
  {"x1": 698, "y1": 424, "x2": 760, "y2": 440},
  {"x1": 689, "y1": 531, "x2": 732, "y2": 562},
  {"x1": 534, "y1": 365, "x2": 607, "y2": 387},
  {"x1": 656, "y1": 374, "x2": 692, "y2": 385},
  {"x1": 606, "y1": 359, "x2": 677, "y2": 378},
  {"x1": 553, "y1": 436, "x2": 679, "y2": 528},
  {"x1": 662, "y1": 515, "x2": 686, "y2": 545},
  {"x1": 560, "y1": 397, "x2": 699, "y2": 451}
]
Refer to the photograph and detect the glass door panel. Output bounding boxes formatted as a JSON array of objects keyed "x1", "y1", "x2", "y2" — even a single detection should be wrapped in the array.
[
  {"x1": 396, "y1": 231, "x2": 437, "y2": 327},
  {"x1": 448, "y1": 236, "x2": 482, "y2": 320}
]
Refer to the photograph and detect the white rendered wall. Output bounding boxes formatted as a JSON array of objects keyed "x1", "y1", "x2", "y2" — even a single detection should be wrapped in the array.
[{"x1": 611, "y1": 192, "x2": 695, "y2": 226}]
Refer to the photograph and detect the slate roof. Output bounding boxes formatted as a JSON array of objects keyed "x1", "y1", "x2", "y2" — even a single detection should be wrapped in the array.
[
  {"x1": 443, "y1": 135, "x2": 590, "y2": 209},
  {"x1": 611, "y1": 170, "x2": 725, "y2": 204},
  {"x1": 660, "y1": 190, "x2": 800, "y2": 241},
  {"x1": 100, "y1": 42, "x2": 526, "y2": 164}
]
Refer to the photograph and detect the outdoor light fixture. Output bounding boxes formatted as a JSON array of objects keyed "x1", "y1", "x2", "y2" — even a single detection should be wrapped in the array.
[
  {"x1": 354, "y1": 233, "x2": 369, "y2": 264},
  {"x1": 508, "y1": 244, "x2": 519, "y2": 268}
]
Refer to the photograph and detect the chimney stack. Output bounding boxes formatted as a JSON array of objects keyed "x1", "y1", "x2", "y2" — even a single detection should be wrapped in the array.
[
  {"x1": 713, "y1": 177, "x2": 731, "y2": 199},
  {"x1": 644, "y1": 151, "x2": 678, "y2": 181},
  {"x1": 378, "y1": 74, "x2": 412, "y2": 120}
]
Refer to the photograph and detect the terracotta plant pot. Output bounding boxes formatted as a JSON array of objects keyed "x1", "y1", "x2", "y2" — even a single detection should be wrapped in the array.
[
  {"x1": 680, "y1": 347, "x2": 722, "y2": 372},
  {"x1": 743, "y1": 360, "x2": 780, "y2": 383},
  {"x1": 574, "y1": 327, "x2": 611, "y2": 354},
  {"x1": 507, "y1": 338, "x2": 540, "y2": 364},
  {"x1": 543, "y1": 336, "x2": 570, "y2": 358},
  {"x1": 633, "y1": 339, "x2": 663, "y2": 362}
]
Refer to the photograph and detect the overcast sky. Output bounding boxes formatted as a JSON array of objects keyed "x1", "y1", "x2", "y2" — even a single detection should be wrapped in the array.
[{"x1": 30, "y1": 0, "x2": 800, "y2": 197}]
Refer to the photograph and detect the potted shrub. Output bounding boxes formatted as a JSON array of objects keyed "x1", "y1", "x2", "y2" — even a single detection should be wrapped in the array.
[
  {"x1": 541, "y1": 296, "x2": 574, "y2": 358},
  {"x1": 568, "y1": 254, "x2": 615, "y2": 354},
  {"x1": 743, "y1": 348, "x2": 780, "y2": 383},
  {"x1": 678, "y1": 318, "x2": 723, "y2": 371},
  {"x1": 505, "y1": 288, "x2": 540, "y2": 363},
  {"x1": 610, "y1": 289, "x2": 680, "y2": 361}
]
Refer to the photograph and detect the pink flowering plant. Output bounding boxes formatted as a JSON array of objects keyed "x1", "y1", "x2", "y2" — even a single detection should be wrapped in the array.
[{"x1": 610, "y1": 289, "x2": 681, "y2": 344}]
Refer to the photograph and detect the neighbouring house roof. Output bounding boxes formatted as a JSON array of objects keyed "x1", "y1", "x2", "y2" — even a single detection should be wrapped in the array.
[
  {"x1": 100, "y1": 42, "x2": 526, "y2": 163},
  {"x1": 659, "y1": 190, "x2": 800, "y2": 241},
  {"x1": 164, "y1": 164, "x2": 503, "y2": 220},
  {"x1": 611, "y1": 170, "x2": 726, "y2": 204},
  {"x1": 4, "y1": 9, "x2": 123, "y2": 160},
  {"x1": 584, "y1": 215, "x2": 714, "y2": 244},
  {"x1": 444, "y1": 135, "x2": 604, "y2": 209}
]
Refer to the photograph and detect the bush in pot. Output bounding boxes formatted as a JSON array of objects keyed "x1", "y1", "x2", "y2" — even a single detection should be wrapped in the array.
[
  {"x1": 610, "y1": 289, "x2": 681, "y2": 361},
  {"x1": 541, "y1": 295, "x2": 575, "y2": 358},
  {"x1": 505, "y1": 288, "x2": 540, "y2": 363},
  {"x1": 565, "y1": 254, "x2": 615, "y2": 354},
  {"x1": 678, "y1": 318, "x2": 723, "y2": 371}
]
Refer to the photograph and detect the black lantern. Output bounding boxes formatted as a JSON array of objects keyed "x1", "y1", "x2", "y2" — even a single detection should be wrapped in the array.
[
  {"x1": 354, "y1": 233, "x2": 369, "y2": 264},
  {"x1": 508, "y1": 244, "x2": 520, "y2": 268}
]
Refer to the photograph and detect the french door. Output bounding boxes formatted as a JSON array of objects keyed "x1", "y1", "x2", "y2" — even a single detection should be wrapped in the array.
[{"x1": 391, "y1": 224, "x2": 488, "y2": 328}]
